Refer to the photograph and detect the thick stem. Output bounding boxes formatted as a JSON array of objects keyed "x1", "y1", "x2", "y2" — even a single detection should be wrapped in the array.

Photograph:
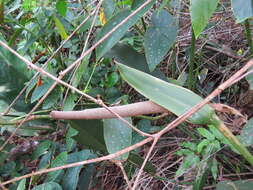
[
  {"x1": 50, "y1": 101, "x2": 168, "y2": 120},
  {"x1": 244, "y1": 19, "x2": 253, "y2": 55},
  {"x1": 212, "y1": 115, "x2": 253, "y2": 166},
  {"x1": 188, "y1": 27, "x2": 196, "y2": 90}
]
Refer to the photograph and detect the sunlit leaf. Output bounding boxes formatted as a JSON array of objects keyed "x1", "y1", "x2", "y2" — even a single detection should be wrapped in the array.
[
  {"x1": 117, "y1": 63, "x2": 215, "y2": 124},
  {"x1": 99, "y1": 8, "x2": 107, "y2": 26},
  {"x1": 190, "y1": 0, "x2": 218, "y2": 38},
  {"x1": 103, "y1": 117, "x2": 132, "y2": 160},
  {"x1": 144, "y1": 10, "x2": 177, "y2": 71},
  {"x1": 56, "y1": 0, "x2": 67, "y2": 17},
  {"x1": 54, "y1": 16, "x2": 68, "y2": 40}
]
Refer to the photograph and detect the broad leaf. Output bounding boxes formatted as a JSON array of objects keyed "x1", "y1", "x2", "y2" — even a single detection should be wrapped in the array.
[
  {"x1": 117, "y1": 63, "x2": 215, "y2": 124},
  {"x1": 246, "y1": 71, "x2": 253, "y2": 90},
  {"x1": 32, "y1": 182, "x2": 62, "y2": 190},
  {"x1": 190, "y1": 0, "x2": 218, "y2": 38},
  {"x1": 239, "y1": 118, "x2": 253, "y2": 146},
  {"x1": 231, "y1": 0, "x2": 253, "y2": 23},
  {"x1": 144, "y1": 10, "x2": 177, "y2": 71},
  {"x1": 32, "y1": 140, "x2": 52, "y2": 160},
  {"x1": 62, "y1": 150, "x2": 94, "y2": 190},
  {"x1": 103, "y1": 117, "x2": 132, "y2": 160},
  {"x1": 216, "y1": 180, "x2": 253, "y2": 190},
  {"x1": 17, "y1": 179, "x2": 26, "y2": 190},
  {"x1": 31, "y1": 80, "x2": 54, "y2": 103},
  {"x1": 105, "y1": 43, "x2": 168, "y2": 81},
  {"x1": 69, "y1": 120, "x2": 107, "y2": 152},
  {"x1": 96, "y1": 0, "x2": 155, "y2": 59},
  {"x1": 47, "y1": 152, "x2": 68, "y2": 182}
]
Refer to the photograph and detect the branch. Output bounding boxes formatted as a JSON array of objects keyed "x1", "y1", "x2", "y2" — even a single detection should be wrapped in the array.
[{"x1": 50, "y1": 101, "x2": 169, "y2": 120}]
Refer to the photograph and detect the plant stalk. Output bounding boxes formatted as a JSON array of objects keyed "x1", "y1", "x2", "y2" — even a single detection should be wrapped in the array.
[
  {"x1": 188, "y1": 27, "x2": 196, "y2": 90},
  {"x1": 212, "y1": 115, "x2": 253, "y2": 166},
  {"x1": 244, "y1": 19, "x2": 253, "y2": 55}
]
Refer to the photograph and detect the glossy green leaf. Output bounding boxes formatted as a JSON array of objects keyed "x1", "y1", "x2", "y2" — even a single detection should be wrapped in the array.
[
  {"x1": 106, "y1": 72, "x2": 119, "y2": 87},
  {"x1": 63, "y1": 93, "x2": 77, "y2": 111},
  {"x1": 96, "y1": 0, "x2": 155, "y2": 59},
  {"x1": 62, "y1": 150, "x2": 93, "y2": 190},
  {"x1": 17, "y1": 179, "x2": 26, "y2": 190},
  {"x1": 69, "y1": 120, "x2": 107, "y2": 152},
  {"x1": 144, "y1": 10, "x2": 177, "y2": 71},
  {"x1": 47, "y1": 152, "x2": 68, "y2": 182},
  {"x1": 197, "y1": 139, "x2": 210, "y2": 153},
  {"x1": 216, "y1": 180, "x2": 253, "y2": 190},
  {"x1": 197, "y1": 128, "x2": 215, "y2": 141},
  {"x1": 54, "y1": 16, "x2": 68, "y2": 40},
  {"x1": 240, "y1": 118, "x2": 253, "y2": 146},
  {"x1": 103, "y1": 117, "x2": 132, "y2": 160},
  {"x1": 190, "y1": 0, "x2": 218, "y2": 38},
  {"x1": 117, "y1": 63, "x2": 215, "y2": 124},
  {"x1": 231, "y1": 0, "x2": 253, "y2": 23},
  {"x1": 32, "y1": 182, "x2": 62, "y2": 190},
  {"x1": 56, "y1": 0, "x2": 67, "y2": 17}
]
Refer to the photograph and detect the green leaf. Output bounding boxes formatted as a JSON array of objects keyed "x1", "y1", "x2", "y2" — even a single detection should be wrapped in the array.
[
  {"x1": 176, "y1": 153, "x2": 200, "y2": 177},
  {"x1": 42, "y1": 86, "x2": 62, "y2": 109},
  {"x1": 197, "y1": 128, "x2": 215, "y2": 140},
  {"x1": 106, "y1": 72, "x2": 119, "y2": 87},
  {"x1": 17, "y1": 179, "x2": 26, "y2": 190},
  {"x1": 32, "y1": 140, "x2": 52, "y2": 160},
  {"x1": 56, "y1": 0, "x2": 67, "y2": 17},
  {"x1": 144, "y1": 10, "x2": 177, "y2": 71},
  {"x1": 31, "y1": 80, "x2": 54, "y2": 103},
  {"x1": 240, "y1": 118, "x2": 253, "y2": 146},
  {"x1": 246, "y1": 70, "x2": 253, "y2": 90},
  {"x1": 47, "y1": 152, "x2": 68, "y2": 182},
  {"x1": 103, "y1": 117, "x2": 132, "y2": 160},
  {"x1": 216, "y1": 180, "x2": 253, "y2": 190},
  {"x1": 63, "y1": 93, "x2": 78, "y2": 111},
  {"x1": 54, "y1": 16, "x2": 68, "y2": 40},
  {"x1": 102, "y1": 0, "x2": 115, "y2": 19},
  {"x1": 211, "y1": 158, "x2": 218, "y2": 180},
  {"x1": 197, "y1": 139, "x2": 210, "y2": 153},
  {"x1": 190, "y1": 0, "x2": 218, "y2": 38},
  {"x1": 117, "y1": 63, "x2": 215, "y2": 124},
  {"x1": 105, "y1": 43, "x2": 168, "y2": 81},
  {"x1": 69, "y1": 120, "x2": 107, "y2": 152},
  {"x1": 128, "y1": 153, "x2": 156, "y2": 175},
  {"x1": 32, "y1": 182, "x2": 62, "y2": 190},
  {"x1": 96, "y1": 0, "x2": 155, "y2": 59},
  {"x1": 62, "y1": 150, "x2": 94, "y2": 190},
  {"x1": 231, "y1": 0, "x2": 253, "y2": 23}
]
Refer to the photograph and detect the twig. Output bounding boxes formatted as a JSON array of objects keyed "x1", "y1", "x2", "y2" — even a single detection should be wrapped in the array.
[{"x1": 113, "y1": 160, "x2": 132, "y2": 190}]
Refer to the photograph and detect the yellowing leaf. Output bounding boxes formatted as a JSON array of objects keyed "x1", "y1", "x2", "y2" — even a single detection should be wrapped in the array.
[
  {"x1": 54, "y1": 16, "x2": 68, "y2": 40},
  {"x1": 99, "y1": 8, "x2": 107, "y2": 25}
]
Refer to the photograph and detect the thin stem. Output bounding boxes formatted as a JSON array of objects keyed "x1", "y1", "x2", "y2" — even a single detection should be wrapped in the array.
[
  {"x1": 188, "y1": 27, "x2": 196, "y2": 90},
  {"x1": 244, "y1": 19, "x2": 253, "y2": 55},
  {"x1": 211, "y1": 115, "x2": 253, "y2": 166}
]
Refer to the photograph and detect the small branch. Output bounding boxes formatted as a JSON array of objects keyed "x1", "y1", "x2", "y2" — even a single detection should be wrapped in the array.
[{"x1": 50, "y1": 101, "x2": 169, "y2": 120}]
